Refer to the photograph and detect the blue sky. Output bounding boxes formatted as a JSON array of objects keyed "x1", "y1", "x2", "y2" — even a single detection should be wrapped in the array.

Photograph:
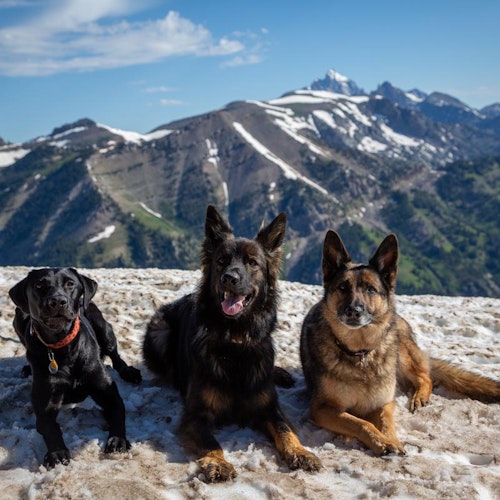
[{"x1": 1, "y1": 0, "x2": 499, "y2": 144}]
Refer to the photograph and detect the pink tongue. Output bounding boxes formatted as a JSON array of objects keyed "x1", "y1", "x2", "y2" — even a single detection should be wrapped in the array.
[{"x1": 221, "y1": 295, "x2": 245, "y2": 316}]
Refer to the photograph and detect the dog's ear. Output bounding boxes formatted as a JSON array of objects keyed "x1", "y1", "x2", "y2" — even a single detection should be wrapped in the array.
[
  {"x1": 255, "y1": 212, "x2": 287, "y2": 254},
  {"x1": 322, "y1": 230, "x2": 351, "y2": 282},
  {"x1": 369, "y1": 234, "x2": 398, "y2": 289},
  {"x1": 204, "y1": 205, "x2": 233, "y2": 245},
  {"x1": 70, "y1": 268, "x2": 98, "y2": 310},
  {"x1": 9, "y1": 276, "x2": 30, "y2": 314}
]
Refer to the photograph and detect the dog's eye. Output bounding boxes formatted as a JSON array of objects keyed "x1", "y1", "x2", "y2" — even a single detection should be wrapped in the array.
[
  {"x1": 337, "y1": 282, "x2": 348, "y2": 292},
  {"x1": 35, "y1": 281, "x2": 45, "y2": 290},
  {"x1": 217, "y1": 256, "x2": 227, "y2": 267},
  {"x1": 248, "y1": 258, "x2": 259, "y2": 267},
  {"x1": 366, "y1": 285, "x2": 377, "y2": 295},
  {"x1": 65, "y1": 280, "x2": 75, "y2": 289}
]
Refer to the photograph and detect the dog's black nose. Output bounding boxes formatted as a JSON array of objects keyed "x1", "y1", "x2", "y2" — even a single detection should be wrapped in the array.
[
  {"x1": 221, "y1": 270, "x2": 241, "y2": 286},
  {"x1": 345, "y1": 303, "x2": 364, "y2": 319},
  {"x1": 47, "y1": 296, "x2": 69, "y2": 310}
]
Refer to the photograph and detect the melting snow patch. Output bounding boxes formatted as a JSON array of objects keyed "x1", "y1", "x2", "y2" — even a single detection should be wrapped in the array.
[
  {"x1": 97, "y1": 124, "x2": 171, "y2": 144},
  {"x1": 233, "y1": 122, "x2": 328, "y2": 196},
  {"x1": 140, "y1": 202, "x2": 162, "y2": 219},
  {"x1": 88, "y1": 225, "x2": 116, "y2": 243},
  {"x1": 0, "y1": 148, "x2": 30, "y2": 167},
  {"x1": 53, "y1": 126, "x2": 87, "y2": 140},
  {"x1": 380, "y1": 123, "x2": 420, "y2": 147},
  {"x1": 358, "y1": 136, "x2": 387, "y2": 153}
]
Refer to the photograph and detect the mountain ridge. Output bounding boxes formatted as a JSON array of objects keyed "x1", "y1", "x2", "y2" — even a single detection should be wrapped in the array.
[{"x1": 1, "y1": 69, "x2": 499, "y2": 296}]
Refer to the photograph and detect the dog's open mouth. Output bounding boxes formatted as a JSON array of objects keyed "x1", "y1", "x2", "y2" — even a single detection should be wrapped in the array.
[{"x1": 221, "y1": 291, "x2": 253, "y2": 316}]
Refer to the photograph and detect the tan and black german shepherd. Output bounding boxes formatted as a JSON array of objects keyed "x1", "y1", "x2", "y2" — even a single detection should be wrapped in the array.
[
  {"x1": 144, "y1": 205, "x2": 320, "y2": 482},
  {"x1": 300, "y1": 230, "x2": 500, "y2": 456}
]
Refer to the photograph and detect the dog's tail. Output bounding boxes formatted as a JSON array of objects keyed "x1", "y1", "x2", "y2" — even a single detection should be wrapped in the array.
[{"x1": 430, "y1": 358, "x2": 500, "y2": 403}]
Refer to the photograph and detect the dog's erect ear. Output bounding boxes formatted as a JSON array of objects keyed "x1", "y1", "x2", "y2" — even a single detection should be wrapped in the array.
[
  {"x1": 70, "y1": 268, "x2": 98, "y2": 310},
  {"x1": 369, "y1": 234, "x2": 398, "y2": 289},
  {"x1": 322, "y1": 230, "x2": 351, "y2": 282},
  {"x1": 204, "y1": 205, "x2": 233, "y2": 245},
  {"x1": 9, "y1": 276, "x2": 30, "y2": 314},
  {"x1": 255, "y1": 212, "x2": 287, "y2": 254}
]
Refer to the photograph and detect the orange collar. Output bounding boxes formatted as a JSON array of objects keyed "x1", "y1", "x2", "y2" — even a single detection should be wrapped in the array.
[{"x1": 32, "y1": 316, "x2": 81, "y2": 349}]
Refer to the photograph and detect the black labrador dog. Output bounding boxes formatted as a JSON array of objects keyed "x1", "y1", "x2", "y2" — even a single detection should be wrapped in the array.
[{"x1": 9, "y1": 267, "x2": 141, "y2": 468}]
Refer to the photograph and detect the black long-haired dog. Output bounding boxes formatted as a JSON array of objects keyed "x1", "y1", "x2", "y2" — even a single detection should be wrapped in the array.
[{"x1": 144, "y1": 205, "x2": 320, "y2": 482}]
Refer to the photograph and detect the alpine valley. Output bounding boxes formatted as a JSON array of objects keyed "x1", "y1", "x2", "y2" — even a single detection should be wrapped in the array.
[{"x1": 1, "y1": 70, "x2": 499, "y2": 296}]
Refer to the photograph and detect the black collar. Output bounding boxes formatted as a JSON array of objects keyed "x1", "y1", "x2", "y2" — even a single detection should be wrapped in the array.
[{"x1": 333, "y1": 335, "x2": 371, "y2": 361}]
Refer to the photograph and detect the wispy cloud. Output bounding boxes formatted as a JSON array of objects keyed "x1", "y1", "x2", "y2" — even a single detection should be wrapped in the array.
[
  {"x1": 158, "y1": 98, "x2": 184, "y2": 106},
  {"x1": 0, "y1": 1, "x2": 247, "y2": 76},
  {"x1": 143, "y1": 86, "x2": 176, "y2": 93},
  {"x1": 222, "y1": 54, "x2": 263, "y2": 68}
]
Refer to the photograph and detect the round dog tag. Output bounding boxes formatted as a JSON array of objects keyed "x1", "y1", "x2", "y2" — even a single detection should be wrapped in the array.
[{"x1": 48, "y1": 351, "x2": 58, "y2": 375}]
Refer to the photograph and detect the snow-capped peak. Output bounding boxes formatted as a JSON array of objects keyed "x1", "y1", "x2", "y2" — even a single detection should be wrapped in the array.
[{"x1": 308, "y1": 69, "x2": 365, "y2": 96}]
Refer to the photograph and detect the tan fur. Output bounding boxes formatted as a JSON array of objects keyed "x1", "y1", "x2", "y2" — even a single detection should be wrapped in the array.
[
  {"x1": 301, "y1": 230, "x2": 500, "y2": 456},
  {"x1": 264, "y1": 421, "x2": 321, "y2": 471}
]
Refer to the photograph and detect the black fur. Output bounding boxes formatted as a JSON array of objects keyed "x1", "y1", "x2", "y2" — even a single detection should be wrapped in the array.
[
  {"x1": 9, "y1": 267, "x2": 141, "y2": 468},
  {"x1": 143, "y1": 205, "x2": 320, "y2": 482}
]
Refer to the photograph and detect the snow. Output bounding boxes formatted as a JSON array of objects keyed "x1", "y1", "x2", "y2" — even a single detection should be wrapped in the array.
[
  {"x1": 380, "y1": 123, "x2": 421, "y2": 148},
  {"x1": 205, "y1": 139, "x2": 229, "y2": 207},
  {"x1": 233, "y1": 122, "x2": 328, "y2": 196},
  {"x1": 405, "y1": 91, "x2": 425, "y2": 103},
  {"x1": 87, "y1": 225, "x2": 116, "y2": 243},
  {"x1": 139, "y1": 202, "x2": 162, "y2": 219},
  {"x1": 52, "y1": 126, "x2": 88, "y2": 140},
  {"x1": 97, "y1": 124, "x2": 171, "y2": 144},
  {"x1": 326, "y1": 69, "x2": 350, "y2": 83},
  {"x1": 358, "y1": 136, "x2": 388, "y2": 154},
  {"x1": 271, "y1": 112, "x2": 328, "y2": 157},
  {"x1": 0, "y1": 268, "x2": 499, "y2": 498},
  {"x1": 0, "y1": 147, "x2": 30, "y2": 167},
  {"x1": 205, "y1": 138, "x2": 220, "y2": 168}
]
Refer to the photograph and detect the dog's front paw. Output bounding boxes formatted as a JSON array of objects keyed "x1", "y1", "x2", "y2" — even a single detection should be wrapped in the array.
[
  {"x1": 284, "y1": 447, "x2": 322, "y2": 472},
  {"x1": 44, "y1": 449, "x2": 70, "y2": 468},
  {"x1": 105, "y1": 436, "x2": 131, "y2": 454},
  {"x1": 374, "y1": 438, "x2": 406, "y2": 456},
  {"x1": 197, "y1": 454, "x2": 237, "y2": 482},
  {"x1": 409, "y1": 390, "x2": 431, "y2": 413},
  {"x1": 119, "y1": 366, "x2": 142, "y2": 384}
]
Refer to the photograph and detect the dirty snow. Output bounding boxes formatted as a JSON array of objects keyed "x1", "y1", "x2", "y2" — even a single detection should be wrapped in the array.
[{"x1": 0, "y1": 267, "x2": 499, "y2": 499}]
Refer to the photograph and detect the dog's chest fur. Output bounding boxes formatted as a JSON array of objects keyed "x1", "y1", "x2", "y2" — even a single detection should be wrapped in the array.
[{"x1": 305, "y1": 304, "x2": 399, "y2": 415}]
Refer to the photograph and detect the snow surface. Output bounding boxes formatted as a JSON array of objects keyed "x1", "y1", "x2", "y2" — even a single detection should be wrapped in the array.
[
  {"x1": 0, "y1": 147, "x2": 30, "y2": 168},
  {"x1": 97, "y1": 124, "x2": 172, "y2": 144},
  {"x1": 139, "y1": 203, "x2": 162, "y2": 219},
  {"x1": 0, "y1": 267, "x2": 499, "y2": 499},
  {"x1": 87, "y1": 225, "x2": 116, "y2": 244}
]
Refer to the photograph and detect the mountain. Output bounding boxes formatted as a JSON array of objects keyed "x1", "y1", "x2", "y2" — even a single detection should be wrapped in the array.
[
  {"x1": 1, "y1": 70, "x2": 499, "y2": 296},
  {"x1": 308, "y1": 69, "x2": 365, "y2": 96}
]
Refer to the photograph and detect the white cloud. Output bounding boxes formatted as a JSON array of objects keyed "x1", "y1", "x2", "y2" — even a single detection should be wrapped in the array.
[
  {"x1": 221, "y1": 53, "x2": 263, "y2": 68},
  {"x1": 0, "y1": 2, "x2": 246, "y2": 76},
  {"x1": 143, "y1": 86, "x2": 176, "y2": 93},
  {"x1": 157, "y1": 98, "x2": 184, "y2": 106}
]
